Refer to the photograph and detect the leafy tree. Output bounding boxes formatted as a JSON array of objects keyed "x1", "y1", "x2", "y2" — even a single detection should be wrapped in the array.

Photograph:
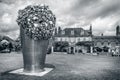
[
  {"x1": 58, "y1": 27, "x2": 62, "y2": 34},
  {"x1": 93, "y1": 47, "x2": 102, "y2": 52},
  {"x1": 0, "y1": 40, "x2": 9, "y2": 51},
  {"x1": 54, "y1": 41, "x2": 69, "y2": 52},
  {"x1": 103, "y1": 46, "x2": 109, "y2": 52}
]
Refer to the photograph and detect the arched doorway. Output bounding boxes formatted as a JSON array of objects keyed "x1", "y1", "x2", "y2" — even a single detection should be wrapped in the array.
[
  {"x1": 75, "y1": 41, "x2": 93, "y2": 54},
  {"x1": 70, "y1": 47, "x2": 74, "y2": 54},
  {"x1": 68, "y1": 46, "x2": 75, "y2": 54}
]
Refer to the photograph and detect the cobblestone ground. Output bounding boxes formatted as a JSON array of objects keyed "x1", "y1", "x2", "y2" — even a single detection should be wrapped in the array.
[{"x1": 0, "y1": 52, "x2": 120, "y2": 80}]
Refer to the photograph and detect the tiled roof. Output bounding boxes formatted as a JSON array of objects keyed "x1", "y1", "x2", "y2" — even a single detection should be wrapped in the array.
[
  {"x1": 93, "y1": 36, "x2": 120, "y2": 42},
  {"x1": 93, "y1": 36, "x2": 120, "y2": 39},
  {"x1": 55, "y1": 28, "x2": 91, "y2": 37}
]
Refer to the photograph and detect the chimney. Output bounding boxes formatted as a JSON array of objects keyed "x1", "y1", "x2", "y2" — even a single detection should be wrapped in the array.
[
  {"x1": 89, "y1": 24, "x2": 92, "y2": 36},
  {"x1": 116, "y1": 25, "x2": 119, "y2": 36},
  {"x1": 101, "y1": 33, "x2": 103, "y2": 36}
]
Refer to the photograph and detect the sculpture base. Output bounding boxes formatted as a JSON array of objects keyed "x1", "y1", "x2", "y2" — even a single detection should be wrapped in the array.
[{"x1": 9, "y1": 68, "x2": 53, "y2": 77}]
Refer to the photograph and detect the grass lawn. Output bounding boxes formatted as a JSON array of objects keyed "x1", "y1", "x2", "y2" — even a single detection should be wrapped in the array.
[{"x1": 0, "y1": 52, "x2": 120, "y2": 80}]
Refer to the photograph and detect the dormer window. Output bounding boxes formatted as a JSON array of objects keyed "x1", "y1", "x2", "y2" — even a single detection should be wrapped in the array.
[
  {"x1": 62, "y1": 31, "x2": 65, "y2": 35},
  {"x1": 71, "y1": 30, "x2": 74, "y2": 35},
  {"x1": 81, "y1": 30, "x2": 84, "y2": 35}
]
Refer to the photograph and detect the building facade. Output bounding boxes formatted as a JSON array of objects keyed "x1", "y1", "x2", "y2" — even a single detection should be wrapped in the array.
[
  {"x1": 52, "y1": 25, "x2": 120, "y2": 54},
  {"x1": 53, "y1": 25, "x2": 93, "y2": 54}
]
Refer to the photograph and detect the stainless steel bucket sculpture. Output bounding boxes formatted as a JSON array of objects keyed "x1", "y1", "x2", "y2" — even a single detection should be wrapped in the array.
[{"x1": 17, "y1": 4, "x2": 56, "y2": 72}]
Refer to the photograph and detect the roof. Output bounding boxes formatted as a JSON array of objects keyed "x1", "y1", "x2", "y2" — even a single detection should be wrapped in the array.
[
  {"x1": 75, "y1": 41, "x2": 93, "y2": 46},
  {"x1": 93, "y1": 36, "x2": 120, "y2": 39},
  {"x1": 93, "y1": 36, "x2": 120, "y2": 42},
  {"x1": 0, "y1": 35, "x2": 17, "y2": 45},
  {"x1": 55, "y1": 28, "x2": 91, "y2": 37}
]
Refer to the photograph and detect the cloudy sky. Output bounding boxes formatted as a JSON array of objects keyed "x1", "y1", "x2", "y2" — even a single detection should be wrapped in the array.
[{"x1": 0, "y1": 0, "x2": 120, "y2": 39}]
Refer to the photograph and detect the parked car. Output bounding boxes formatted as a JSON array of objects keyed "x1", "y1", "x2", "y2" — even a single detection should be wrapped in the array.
[{"x1": 111, "y1": 52, "x2": 120, "y2": 56}]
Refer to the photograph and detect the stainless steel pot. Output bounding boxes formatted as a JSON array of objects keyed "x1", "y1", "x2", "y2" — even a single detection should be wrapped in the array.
[{"x1": 20, "y1": 27, "x2": 48, "y2": 72}]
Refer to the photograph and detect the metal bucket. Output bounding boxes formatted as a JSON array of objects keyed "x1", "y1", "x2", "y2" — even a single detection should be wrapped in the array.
[{"x1": 20, "y1": 27, "x2": 49, "y2": 72}]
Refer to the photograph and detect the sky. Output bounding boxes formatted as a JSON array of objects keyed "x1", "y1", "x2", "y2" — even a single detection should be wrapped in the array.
[{"x1": 0, "y1": 0, "x2": 120, "y2": 40}]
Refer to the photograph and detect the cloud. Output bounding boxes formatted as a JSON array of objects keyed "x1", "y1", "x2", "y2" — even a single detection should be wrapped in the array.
[
  {"x1": 0, "y1": 0, "x2": 120, "y2": 39},
  {"x1": 2, "y1": 13, "x2": 12, "y2": 24},
  {"x1": 92, "y1": 0, "x2": 120, "y2": 18},
  {"x1": 67, "y1": 0, "x2": 120, "y2": 35},
  {"x1": 0, "y1": 0, "x2": 16, "y2": 4}
]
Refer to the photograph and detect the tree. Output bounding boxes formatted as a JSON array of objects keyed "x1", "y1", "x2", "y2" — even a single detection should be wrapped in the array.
[
  {"x1": 58, "y1": 27, "x2": 62, "y2": 34},
  {"x1": 93, "y1": 47, "x2": 102, "y2": 52},
  {"x1": 54, "y1": 28, "x2": 57, "y2": 35},
  {"x1": 8, "y1": 42, "x2": 13, "y2": 53},
  {"x1": 0, "y1": 40, "x2": 9, "y2": 50},
  {"x1": 54, "y1": 41, "x2": 69, "y2": 52},
  {"x1": 103, "y1": 46, "x2": 109, "y2": 52}
]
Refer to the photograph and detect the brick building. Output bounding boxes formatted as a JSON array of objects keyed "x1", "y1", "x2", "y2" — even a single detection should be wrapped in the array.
[{"x1": 51, "y1": 25, "x2": 120, "y2": 54}]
